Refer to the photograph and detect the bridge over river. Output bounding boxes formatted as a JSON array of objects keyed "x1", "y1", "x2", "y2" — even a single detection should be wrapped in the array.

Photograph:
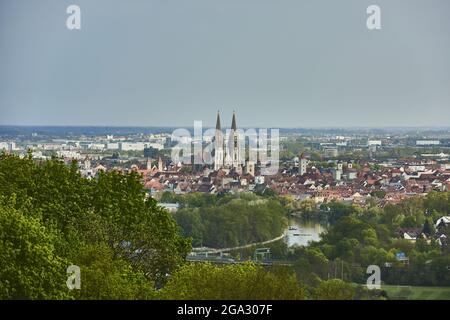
[
  {"x1": 187, "y1": 218, "x2": 326, "y2": 265},
  {"x1": 187, "y1": 233, "x2": 288, "y2": 265},
  {"x1": 186, "y1": 254, "x2": 293, "y2": 266}
]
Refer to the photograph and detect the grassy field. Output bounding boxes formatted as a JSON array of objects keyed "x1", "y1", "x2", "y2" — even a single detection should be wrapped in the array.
[{"x1": 381, "y1": 285, "x2": 450, "y2": 300}]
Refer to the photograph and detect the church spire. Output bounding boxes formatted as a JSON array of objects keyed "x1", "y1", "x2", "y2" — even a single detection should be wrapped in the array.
[
  {"x1": 231, "y1": 111, "x2": 237, "y2": 131},
  {"x1": 215, "y1": 110, "x2": 221, "y2": 130},
  {"x1": 214, "y1": 111, "x2": 224, "y2": 171}
]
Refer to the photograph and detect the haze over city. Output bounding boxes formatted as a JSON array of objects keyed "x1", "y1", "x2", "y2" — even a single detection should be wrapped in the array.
[{"x1": 1, "y1": 0, "x2": 450, "y2": 127}]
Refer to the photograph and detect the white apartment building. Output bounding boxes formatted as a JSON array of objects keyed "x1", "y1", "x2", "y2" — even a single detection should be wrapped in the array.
[
  {"x1": 89, "y1": 143, "x2": 106, "y2": 151},
  {"x1": 106, "y1": 142, "x2": 120, "y2": 150},
  {"x1": 119, "y1": 142, "x2": 146, "y2": 151},
  {"x1": 368, "y1": 140, "x2": 382, "y2": 146},
  {"x1": 57, "y1": 150, "x2": 84, "y2": 160},
  {"x1": 416, "y1": 140, "x2": 440, "y2": 146},
  {"x1": 0, "y1": 142, "x2": 15, "y2": 152},
  {"x1": 146, "y1": 142, "x2": 164, "y2": 150}
]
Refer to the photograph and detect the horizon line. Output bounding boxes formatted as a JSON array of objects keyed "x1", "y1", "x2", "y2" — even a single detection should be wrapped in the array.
[{"x1": 1, "y1": 124, "x2": 450, "y2": 131}]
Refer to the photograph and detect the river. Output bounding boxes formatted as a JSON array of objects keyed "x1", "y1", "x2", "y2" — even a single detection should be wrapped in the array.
[
  {"x1": 284, "y1": 218, "x2": 327, "y2": 247},
  {"x1": 190, "y1": 218, "x2": 327, "y2": 255}
]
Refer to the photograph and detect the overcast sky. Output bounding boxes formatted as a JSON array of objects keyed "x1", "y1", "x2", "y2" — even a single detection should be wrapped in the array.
[{"x1": 0, "y1": 0, "x2": 449, "y2": 128}]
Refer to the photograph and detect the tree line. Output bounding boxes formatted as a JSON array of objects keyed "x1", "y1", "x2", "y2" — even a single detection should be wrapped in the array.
[{"x1": 162, "y1": 192, "x2": 286, "y2": 248}]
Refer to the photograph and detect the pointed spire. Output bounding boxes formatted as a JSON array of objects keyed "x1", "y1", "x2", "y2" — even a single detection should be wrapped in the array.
[
  {"x1": 215, "y1": 110, "x2": 221, "y2": 130},
  {"x1": 231, "y1": 111, "x2": 237, "y2": 130}
]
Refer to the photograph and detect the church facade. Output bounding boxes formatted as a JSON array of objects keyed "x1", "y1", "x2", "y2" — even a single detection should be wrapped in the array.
[{"x1": 213, "y1": 111, "x2": 242, "y2": 172}]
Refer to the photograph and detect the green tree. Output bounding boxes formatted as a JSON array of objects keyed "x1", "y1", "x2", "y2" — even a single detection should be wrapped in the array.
[
  {"x1": 160, "y1": 262, "x2": 306, "y2": 300},
  {"x1": 313, "y1": 279, "x2": 356, "y2": 300},
  {"x1": 0, "y1": 198, "x2": 70, "y2": 299},
  {"x1": 173, "y1": 193, "x2": 285, "y2": 248},
  {"x1": 422, "y1": 218, "x2": 436, "y2": 236},
  {"x1": 0, "y1": 154, "x2": 190, "y2": 295},
  {"x1": 72, "y1": 243, "x2": 156, "y2": 300},
  {"x1": 293, "y1": 246, "x2": 329, "y2": 285}
]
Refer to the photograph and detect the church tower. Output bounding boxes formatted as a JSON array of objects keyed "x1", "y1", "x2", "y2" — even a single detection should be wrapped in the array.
[
  {"x1": 158, "y1": 156, "x2": 163, "y2": 172},
  {"x1": 299, "y1": 152, "x2": 308, "y2": 176},
  {"x1": 228, "y1": 111, "x2": 241, "y2": 170},
  {"x1": 214, "y1": 111, "x2": 224, "y2": 171}
]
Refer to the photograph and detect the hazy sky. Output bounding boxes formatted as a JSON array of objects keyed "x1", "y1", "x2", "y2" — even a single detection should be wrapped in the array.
[{"x1": 0, "y1": 0, "x2": 449, "y2": 127}]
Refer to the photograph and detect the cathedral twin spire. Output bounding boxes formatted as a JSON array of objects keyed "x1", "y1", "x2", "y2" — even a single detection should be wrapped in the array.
[
  {"x1": 231, "y1": 111, "x2": 237, "y2": 131},
  {"x1": 215, "y1": 110, "x2": 221, "y2": 130},
  {"x1": 214, "y1": 111, "x2": 240, "y2": 171},
  {"x1": 215, "y1": 110, "x2": 236, "y2": 131}
]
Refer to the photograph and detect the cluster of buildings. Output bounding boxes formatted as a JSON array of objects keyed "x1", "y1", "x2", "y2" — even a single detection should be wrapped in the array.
[
  {"x1": 63, "y1": 114, "x2": 450, "y2": 210},
  {"x1": 0, "y1": 142, "x2": 16, "y2": 152},
  {"x1": 125, "y1": 154, "x2": 450, "y2": 207},
  {"x1": 131, "y1": 115, "x2": 450, "y2": 208},
  {"x1": 267, "y1": 157, "x2": 450, "y2": 206},
  {"x1": 2, "y1": 115, "x2": 450, "y2": 210},
  {"x1": 396, "y1": 216, "x2": 450, "y2": 248},
  {"x1": 1, "y1": 134, "x2": 168, "y2": 161}
]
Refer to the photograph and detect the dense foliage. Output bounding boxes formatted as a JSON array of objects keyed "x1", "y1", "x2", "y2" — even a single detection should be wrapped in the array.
[
  {"x1": 161, "y1": 262, "x2": 306, "y2": 300},
  {"x1": 0, "y1": 198, "x2": 70, "y2": 299},
  {"x1": 0, "y1": 153, "x2": 190, "y2": 299},
  {"x1": 289, "y1": 194, "x2": 450, "y2": 287},
  {"x1": 2, "y1": 153, "x2": 449, "y2": 299},
  {"x1": 0, "y1": 154, "x2": 312, "y2": 300},
  {"x1": 164, "y1": 192, "x2": 286, "y2": 248}
]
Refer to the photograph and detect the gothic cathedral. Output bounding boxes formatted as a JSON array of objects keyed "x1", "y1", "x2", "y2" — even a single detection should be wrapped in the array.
[{"x1": 214, "y1": 111, "x2": 241, "y2": 172}]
